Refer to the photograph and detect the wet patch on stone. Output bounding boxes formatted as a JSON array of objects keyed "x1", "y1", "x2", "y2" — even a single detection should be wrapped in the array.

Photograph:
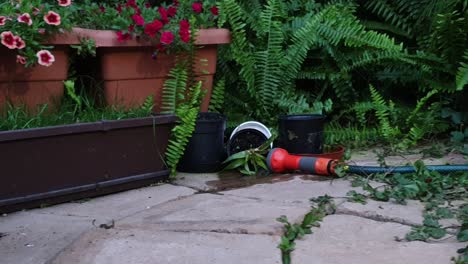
[{"x1": 206, "y1": 171, "x2": 333, "y2": 191}]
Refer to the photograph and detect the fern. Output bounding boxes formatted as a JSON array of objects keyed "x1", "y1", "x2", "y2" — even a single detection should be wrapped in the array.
[
  {"x1": 456, "y1": 50, "x2": 468, "y2": 91},
  {"x1": 369, "y1": 84, "x2": 400, "y2": 140},
  {"x1": 140, "y1": 95, "x2": 154, "y2": 114},
  {"x1": 208, "y1": 79, "x2": 225, "y2": 113},
  {"x1": 166, "y1": 106, "x2": 199, "y2": 176},
  {"x1": 165, "y1": 81, "x2": 203, "y2": 176},
  {"x1": 161, "y1": 63, "x2": 188, "y2": 114}
]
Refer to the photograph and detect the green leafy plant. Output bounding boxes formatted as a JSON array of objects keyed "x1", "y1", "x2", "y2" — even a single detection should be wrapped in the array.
[
  {"x1": 277, "y1": 195, "x2": 335, "y2": 264},
  {"x1": 218, "y1": 0, "x2": 405, "y2": 125},
  {"x1": 222, "y1": 134, "x2": 276, "y2": 176},
  {"x1": 161, "y1": 51, "x2": 206, "y2": 176}
]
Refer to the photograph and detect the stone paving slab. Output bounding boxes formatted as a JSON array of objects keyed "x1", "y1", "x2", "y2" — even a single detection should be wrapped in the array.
[
  {"x1": 221, "y1": 178, "x2": 366, "y2": 203},
  {"x1": 0, "y1": 211, "x2": 91, "y2": 264},
  {"x1": 35, "y1": 184, "x2": 195, "y2": 220},
  {"x1": 350, "y1": 148, "x2": 466, "y2": 166},
  {"x1": 0, "y1": 184, "x2": 196, "y2": 264},
  {"x1": 119, "y1": 193, "x2": 309, "y2": 235},
  {"x1": 51, "y1": 229, "x2": 281, "y2": 264},
  {"x1": 294, "y1": 214, "x2": 463, "y2": 264}
]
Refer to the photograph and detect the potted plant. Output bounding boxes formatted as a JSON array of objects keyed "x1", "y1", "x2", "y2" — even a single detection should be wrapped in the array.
[
  {"x1": 68, "y1": 0, "x2": 230, "y2": 112},
  {"x1": 0, "y1": 0, "x2": 231, "y2": 113},
  {"x1": 0, "y1": 0, "x2": 79, "y2": 111},
  {"x1": 0, "y1": 80, "x2": 177, "y2": 213}
]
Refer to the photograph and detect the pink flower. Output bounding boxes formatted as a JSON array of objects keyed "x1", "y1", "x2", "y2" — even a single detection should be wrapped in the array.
[
  {"x1": 57, "y1": 0, "x2": 72, "y2": 7},
  {"x1": 1, "y1": 31, "x2": 17, "y2": 49},
  {"x1": 18, "y1": 13, "x2": 33, "y2": 26},
  {"x1": 160, "y1": 31, "x2": 174, "y2": 45},
  {"x1": 210, "y1": 6, "x2": 219, "y2": 16},
  {"x1": 131, "y1": 14, "x2": 145, "y2": 26},
  {"x1": 38, "y1": 28, "x2": 46, "y2": 34},
  {"x1": 167, "y1": 6, "x2": 177, "y2": 17},
  {"x1": 158, "y1": 7, "x2": 169, "y2": 24},
  {"x1": 36, "y1": 50, "x2": 55, "y2": 67},
  {"x1": 144, "y1": 20, "x2": 163, "y2": 38},
  {"x1": 44, "y1": 11, "x2": 61, "y2": 25},
  {"x1": 192, "y1": 2, "x2": 203, "y2": 13},
  {"x1": 32, "y1": 7, "x2": 41, "y2": 16},
  {"x1": 16, "y1": 55, "x2": 26, "y2": 65},
  {"x1": 0, "y1": 16, "x2": 6, "y2": 26},
  {"x1": 14, "y1": 36, "x2": 25, "y2": 49},
  {"x1": 116, "y1": 31, "x2": 131, "y2": 42}
]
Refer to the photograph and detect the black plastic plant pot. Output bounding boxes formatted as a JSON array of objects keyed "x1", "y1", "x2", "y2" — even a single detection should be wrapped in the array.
[
  {"x1": 278, "y1": 114, "x2": 325, "y2": 154},
  {"x1": 178, "y1": 112, "x2": 227, "y2": 173}
]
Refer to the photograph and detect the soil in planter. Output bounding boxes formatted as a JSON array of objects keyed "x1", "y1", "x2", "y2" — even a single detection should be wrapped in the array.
[{"x1": 228, "y1": 129, "x2": 268, "y2": 155}]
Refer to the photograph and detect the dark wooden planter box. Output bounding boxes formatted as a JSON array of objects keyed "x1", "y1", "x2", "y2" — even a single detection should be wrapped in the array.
[{"x1": 0, "y1": 115, "x2": 177, "y2": 213}]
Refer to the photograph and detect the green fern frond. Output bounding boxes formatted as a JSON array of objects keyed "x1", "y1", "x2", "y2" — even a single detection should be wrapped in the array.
[
  {"x1": 208, "y1": 79, "x2": 225, "y2": 113},
  {"x1": 140, "y1": 95, "x2": 154, "y2": 114},
  {"x1": 161, "y1": 63, "x2": 188, "y2": 114},
  {"x1": 166, "y1": 106, "x2": 199, "y2": 176},
  {"x1": 456, "y1": 50, "x2": 468, "y2": 91},
  {"x1": 405, "y1": 89, "x2": 438, "y2": 125},
  {"x1": 369, "y1": 84, "x2": 400, "y2": 140}
]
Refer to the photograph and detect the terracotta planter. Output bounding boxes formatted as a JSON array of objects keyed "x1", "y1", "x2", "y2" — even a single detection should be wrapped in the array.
[
  {"x1": 0, "y1": 115, "x2": 177, "y2": 213},
  {"x1": 0, "y1": 33, "x2": 80, "y2": 112},
  {"x1": 72, "y1": 28, "x2": 231, "y2": 112}
]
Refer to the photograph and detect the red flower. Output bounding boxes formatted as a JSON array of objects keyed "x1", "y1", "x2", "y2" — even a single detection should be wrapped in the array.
[
  {"x1": 158, "y1": 7, "x2": 169, "y2": 24},
  {"x1": 36, "y1": 50, "x2": 55, "y2": 67},
  {"x1": 44, "y1": 11, "x2": 61, "y2": 26},
  {"x1": 116, "y1": 31, "x2": 131, "y2": 42},
  {"x1": 179, "y1": 20, "x2": 190, "y2": 43},
  {"x1": 173, "y1": 0, "x2": 180, "y2": 7},
  {"x1": 160, "y1": 31, "x2": 174, "y2": 45},
  {"x1": 144, "y1": 20, "x2": 163, "y2": 38},
  {"x1": 155, "y1": 43, "x2": 166, "y2": 52},
  {"x1": 0, "y1": 16, "x2": 6, "y2": 26},
  {"x1": 145, "y1": 2, "x2": 152, "y2": 8},
  {"x1": 125, "y1": 0, "x2": 137, "y2": 8},
  {"x1": 57, "y1": 0, "x2": 72, "y2": 7},
  {"x1": 116, "y1": 5, "x2": 123, "y2": 13},
  {"x1": 167, "y1": 6, "x2": 177, "y2": 17},
  {"x1": 131, "y1": 14, "x2": 145, "y2": 26},
  {"x1": 192, "y1": 2, "x2": 203, "y2": 13},
  {"x1": 128, "y1": 24, "x2": 135, "y2": 32},
  {"x1": 14, "y1": 36, "x2": 25, "y2": 49},
  {"x1": 1, "y1": 31, "x2": 16, "y2": 49},
  {"x1": 16, "y1": 55, "x2": 26, "y2": 65},
  {"x1": 99, "y1": 6, "x2": 106, "y2": 12},
  {"x1": 180, "y1": 19, "x2": 190, "y2": 29},
  {"x1": 210, "y1": 6, "x2": 219, "y2": 16},
  {"x1": 18, "y1": 13, "x2": 33, "y2": 26}
]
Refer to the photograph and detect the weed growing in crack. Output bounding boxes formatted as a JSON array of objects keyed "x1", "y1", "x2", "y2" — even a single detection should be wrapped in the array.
[{"x1": 276, "y1": 195, "x2": 335, "y2": 264}]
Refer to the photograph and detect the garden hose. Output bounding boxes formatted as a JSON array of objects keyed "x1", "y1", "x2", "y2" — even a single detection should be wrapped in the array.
[
  {"x1": 267, "y1": 148, "x2": 468, "y2": 176},
  {"x1": 346, "y1": 164, "x2": 468, "y2": 175}
]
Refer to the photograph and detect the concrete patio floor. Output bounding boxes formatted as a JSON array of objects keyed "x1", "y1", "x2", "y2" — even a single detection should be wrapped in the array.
[{"x1": 0, "y1": 148, "x2": 466, "y2": 264}]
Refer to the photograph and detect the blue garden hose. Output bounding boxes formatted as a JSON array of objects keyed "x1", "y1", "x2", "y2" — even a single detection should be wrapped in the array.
[{"x1": 346, "y1": 164, "x2": 468, "y2": 175}]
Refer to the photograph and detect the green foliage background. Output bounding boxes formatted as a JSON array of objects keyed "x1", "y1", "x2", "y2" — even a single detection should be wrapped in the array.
[{"x1": 215, "y1": 0, "x2": 467, "y2": 149}]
